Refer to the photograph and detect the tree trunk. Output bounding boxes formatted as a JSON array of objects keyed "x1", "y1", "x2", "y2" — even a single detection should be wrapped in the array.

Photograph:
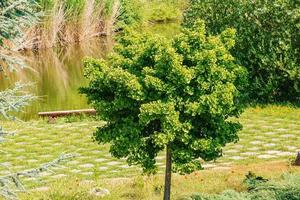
[
  {"x1": 163, "y1": 145, "x2": 172, "y2": 200},
  {"x1": 294, "y1": 152, "x2": 300, "y2": 166}
]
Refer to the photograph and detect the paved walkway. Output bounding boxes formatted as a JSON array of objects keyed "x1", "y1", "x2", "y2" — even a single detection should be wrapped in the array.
[{"x1": 0, "y1": 111, "x2": 299, "y2": 183}]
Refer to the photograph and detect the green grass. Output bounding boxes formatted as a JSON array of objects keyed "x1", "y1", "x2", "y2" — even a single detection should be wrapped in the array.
[
  {"x1": 18, "y1": 162, "x2": 300, "y2": 199},
  {"x1": 1, "y1": 105, "x2": 300, "y2": 199}
]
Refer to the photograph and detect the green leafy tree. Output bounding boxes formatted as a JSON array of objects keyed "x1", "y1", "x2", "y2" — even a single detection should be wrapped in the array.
[
  {"x1": 183, "y1": 0, "x2": 300, "y2": 102},
  {"x1": 81, "y1": 20, "x2": 246, "y2": 199}
]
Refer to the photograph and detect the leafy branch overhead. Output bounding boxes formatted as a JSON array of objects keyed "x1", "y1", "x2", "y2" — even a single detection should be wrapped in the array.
[{"x1": 81, "y1": 20, "x2": 247, "y2": 175}]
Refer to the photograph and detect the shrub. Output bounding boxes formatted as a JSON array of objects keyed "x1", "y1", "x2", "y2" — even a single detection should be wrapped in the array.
[
  {"x1": 144, "y1": 0, "x2": 187, "y2": 22},
  {"x1": 117, "y1": 0, "x2": 144, "y2": 28},
  {"x1": 187, "y1": 173, "x2": 300, "y2": 200},
  {"x1": 189, "y1": 190, "x2": 250, "y2": 200},
  {"x1": 244, "y1": 171, "x2": 269, "y2": 191},
  {"x1": 183, "y1": 0, "x2": 300, "y2": 103},
  {"x1": 81, "y1": 20, "x2": 246, "y2": 199}
]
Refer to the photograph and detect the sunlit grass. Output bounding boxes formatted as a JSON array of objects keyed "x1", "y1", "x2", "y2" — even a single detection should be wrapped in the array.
[
  {"x1": 19, "y1": 161, "x2": 300, "y2": 199},
  {"x1": 1, "y1": 104, "x2": 300, "y2": 198}
]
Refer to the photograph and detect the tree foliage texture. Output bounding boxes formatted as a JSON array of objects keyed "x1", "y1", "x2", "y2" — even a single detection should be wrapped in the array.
[
  {"x1": 81, "y1": 20, "x2": 246, "y2": 175},
  {"x1": 184, "y1": 0, "x2": 300, "y2": 103}
]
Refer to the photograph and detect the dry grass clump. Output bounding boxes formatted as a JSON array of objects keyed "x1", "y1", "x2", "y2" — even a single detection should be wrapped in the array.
[{"x1": 19, "y1": 0, "x2": 120, "y2": 50}]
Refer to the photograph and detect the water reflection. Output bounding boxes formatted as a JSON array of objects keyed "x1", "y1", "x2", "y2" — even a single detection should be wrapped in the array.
[
  {"x1": 0, "y1": 23, "x2": 180, "y2": 120},
  {"x1": 0, "y1": 37, "x2": 113, "y2": 120}
]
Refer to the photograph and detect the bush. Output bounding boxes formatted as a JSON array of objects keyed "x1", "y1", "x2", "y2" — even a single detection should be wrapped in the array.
[
  {"x1": 187, "y1": 173, "x2": 300, "y2": 200},
  {"x1": 183, "y1": 0, "x2": 300, "y2": 103},
  {"x1": 144, "y1": 0, "x2": 187, "y2": 22},
  {"x1": 118, "y1": 0, "x2": 187, "y2": 27},
  {"x1": 188, "y1": 190, "x2": 250, "y2": 200},
  {"x1": 117, "y1": 0, "x2": 144, "y2": 28},
  {"x1": 244, "y1": 171, "x2": 268, "y2": 191}
]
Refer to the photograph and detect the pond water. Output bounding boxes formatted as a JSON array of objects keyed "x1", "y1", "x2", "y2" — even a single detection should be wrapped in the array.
[{"x1": 0, "y1": 23, "x2": 180, "y2": 120}]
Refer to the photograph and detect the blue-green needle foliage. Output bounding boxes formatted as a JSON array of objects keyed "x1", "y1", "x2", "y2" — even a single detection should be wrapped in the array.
[
  {"x1": 0, "y1": 0, "x2": 38, "y2": 45},
  {"x1": 81, "y1": 20, "x2": 247, "y2": 174}
]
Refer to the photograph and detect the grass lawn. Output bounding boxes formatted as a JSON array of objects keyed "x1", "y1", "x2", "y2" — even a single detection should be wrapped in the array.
[
  {"x1": 19, "y1": 161, "x2": 300, "y2": 199},
  {"x1": 1, "y1": 105, "x2": 300, "y2": 199}
]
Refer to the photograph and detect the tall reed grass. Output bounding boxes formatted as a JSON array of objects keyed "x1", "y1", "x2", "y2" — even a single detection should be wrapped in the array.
[
  {"x1": 17, "y1": 0, "x2": 186, "y2": 50},
  {"x1": 19, "y1": 0, "x2": 120, "y2": 50}
]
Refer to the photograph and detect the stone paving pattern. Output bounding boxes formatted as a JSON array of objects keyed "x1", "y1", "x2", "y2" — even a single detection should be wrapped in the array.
[{"x1": 1, "y1": 106, "x2": 300, "y2": 183}]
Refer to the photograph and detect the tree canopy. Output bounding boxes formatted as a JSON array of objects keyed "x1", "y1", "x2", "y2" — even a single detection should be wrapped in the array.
[
  {"x1": 81, "y1": 20, "x2": 247, "y2": 175},
  {"x1": 183, "y1": 0, "x2": 300, "y2": 102}
]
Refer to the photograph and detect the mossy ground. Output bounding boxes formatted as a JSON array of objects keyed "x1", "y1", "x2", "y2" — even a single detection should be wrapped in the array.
[{"x1": 1, "y1": 105, "x2": 300, "y2": 199}]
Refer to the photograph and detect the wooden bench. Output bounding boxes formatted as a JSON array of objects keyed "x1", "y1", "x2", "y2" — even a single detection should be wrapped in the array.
[
  {"x1": 38, "y1": 109, "x2": 96, "y2": 123},
  {"x1": 38, "y1": 109, "x2": 96, "y2": 118}
]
